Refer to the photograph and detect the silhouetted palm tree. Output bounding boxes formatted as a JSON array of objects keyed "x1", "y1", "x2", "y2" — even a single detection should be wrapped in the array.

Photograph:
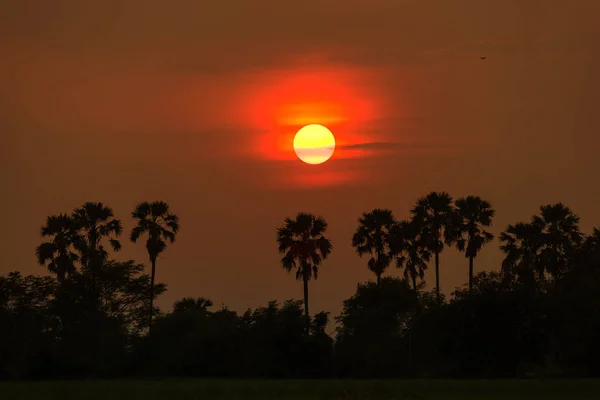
[
  {"x1": 410, "y1": 192, "x2": 456, "y2": 303},
  {"x1": 130, "y1": 201, "x2": 179, "y2": 330},
  {"x1": 500, "y1": 221, "x2": 542, "y2": 288},
  {"x1": 391, "y1": 219, "x2": 431, "y2": 291},
  {"x1": 454, "y1": 196, "x2": 495, "y2": 292},
  {"x1": 35, "y1": 214, "x2": 79, "y2": 282},
  {"x1": 276, "y1": 212, "x2": 332, "y2": 332},
  {"x1": 173, "y1": 297, "x2": 213, "y2": 313},
  {"x1": 582, "y1": 227, "x2": 600, "y2": 254},
  {"x1": 501, "y1": 204, "x2": 582, "y2": 288},
  {"x1": 352, "y1": 209, "x2": 396, "y2": 286},
  {"x1": 534, "y1": 203, "x2": 582, "y2": 279},
  {"x1": 71, "y1": 202, "x2": 123, "y2": 273}
]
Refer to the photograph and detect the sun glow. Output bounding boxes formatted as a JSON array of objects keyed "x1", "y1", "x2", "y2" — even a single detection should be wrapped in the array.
[{"x1": 293, "y1": 124, "x2": 336, "y2": 164}]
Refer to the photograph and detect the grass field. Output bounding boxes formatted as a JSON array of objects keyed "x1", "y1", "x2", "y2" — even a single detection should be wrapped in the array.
[{"x1": 1, "y1": 379, "x2": 600, "y2": 400}]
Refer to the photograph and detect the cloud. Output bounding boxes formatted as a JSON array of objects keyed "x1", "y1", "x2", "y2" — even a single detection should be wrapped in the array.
[{"x1": 337, "y1": 142, "x2": 439, "y2": 151}]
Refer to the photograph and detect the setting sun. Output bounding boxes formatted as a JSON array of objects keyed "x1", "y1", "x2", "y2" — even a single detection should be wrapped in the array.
[{"x1": 293, "y1": 124, "x2": 336, "y2": 164}]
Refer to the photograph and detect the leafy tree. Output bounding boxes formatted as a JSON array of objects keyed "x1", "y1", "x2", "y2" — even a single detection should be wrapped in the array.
[
  {"x1": 276, "y1": 212, "x2": 332, "y2": 332},
  {"x1": 335, "y1": 278, "x2": 417, "y2": 377},
  {"x1": 391, "y1": 219, "x2": 431, "y2": 291},
  {"x1": 352, "y1": 209, "x2": 396, "y2": 286},
  {"x1": 0, "y1": 272, "x2": 56, "y2": 379},
  {"x1": 35, "y1": 214, "x2": 79, "y2": 282},
  {"x1": 410, "y1": 192, "x2": 456, "y2": 303},
  {"x1": 130, "y1": 201, "x2": 179, "y2": 330},
  {"x1": 454, "y1": 196, "x2": 495, "y2": 292}
]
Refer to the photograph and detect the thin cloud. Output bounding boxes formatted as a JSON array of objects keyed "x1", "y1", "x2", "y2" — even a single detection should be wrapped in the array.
[{"x1": 337, "y1": 142, "x2": 440, "y2": 150}]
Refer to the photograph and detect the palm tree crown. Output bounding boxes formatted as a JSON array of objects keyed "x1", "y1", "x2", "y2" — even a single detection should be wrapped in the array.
[
  {"x1": 391, "y1": 219, "x2": 431, "y2": 291},
  {"x1": 130, "y1": 201, "x2": 179, "y2": 261},
  {"x1": 72, "y1": 202, "x2": 123, "y2": 270},
  {"x1": 35, "y1": 214, "x2": 79, "y2": 282},
  {"x1": 352, "y1": 208, "x2": 396, "y2": 286},
  {"x1": 173, "y1": 297, "x2": 213, "y2": 313},
  {"x1": 500, "y1": 203, "x2": 582, "y2": 288}
]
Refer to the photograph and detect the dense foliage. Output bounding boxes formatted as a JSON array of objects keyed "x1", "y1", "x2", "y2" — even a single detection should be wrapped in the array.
[{"x1": 1, "y1": 194, "x2": 599, "y2": 379}]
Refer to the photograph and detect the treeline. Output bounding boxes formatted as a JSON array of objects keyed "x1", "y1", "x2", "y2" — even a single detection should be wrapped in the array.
[{"x1": 1, "y1": 192, "x2": 599, "y2": 379}]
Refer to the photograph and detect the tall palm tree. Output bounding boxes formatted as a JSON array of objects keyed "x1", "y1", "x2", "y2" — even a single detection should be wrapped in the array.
[
  {"x1": 72, "y1": 202, "x2": 123, "y2": 273},
  {"x1": 35, "y1": 214, "x2": 79, "y2": 282},
  {"x1": 276, "y1": 212, "x2": 332, "y2": 332},
  {"x1": 130, "y1": 201, "x2": 179, "y2": 330},
  {"x1": 391, "y1": 219, "x2": 431, "y2": 291},
  {"x1": 410, "y1": 191, "x2": 456, "y2": 303},
  {"x1": 454, "y1": 196, "x2": 495, "y2": 292},
  {"x1": 352, "y1": 208, "x2": 396, "y2": 286}
]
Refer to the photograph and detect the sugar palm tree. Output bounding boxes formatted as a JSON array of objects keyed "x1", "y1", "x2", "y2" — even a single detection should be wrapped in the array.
[
  {"x1": 352, "y1": 208, "x2": 396, "y2": 286},
  {"x1": 35, "y1": 214, "x2": 79, "y2": 282},
  {"x1": 454, "y1": 196, "x2": 495, "y2": 292},
  {"x1": 71, "y1": 202, "x2": 123, "y2": 273},
  {"x1": 276, "y1": 212, "x2": 332, "y2": 332},
  {"x1": 391, "y1": 219, "x2": 431, "y2": 291},
  {"x1": 410, "y1": 192, "x2": 456, "y2": 303},
  {"x1": 130, "y1": 201, "x2": 179, "y2": 330},
  {"x1": 501, "y1": 204, "x2": 582, "y2": 287},
  {"x1": 534, "y1": 203, "x2": 582, "y2": 279},
  {"x1": 500, "y1": 221, "x2": 543, "y2": 289},
  {"x1": 582, "y1": 227, "x2": 600, "y2": 255}
]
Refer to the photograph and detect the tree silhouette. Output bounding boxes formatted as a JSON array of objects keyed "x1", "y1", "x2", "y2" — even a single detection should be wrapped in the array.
[
  {"x1": 130, "y1": 201, "x2": 179, "y2": 331},
  {"x1": 500, "y1": 222, "x2": 543, "y2": 289},
  {"x1": 391, "y1": 219, "x2": 431, "y2": 291},
  {"x1": 35, "y1": 214, "x2": 79, "y2": 282},
  {"x1": 276, "y1": 212, "x2": 332, "y2": 332},
  {"x1": 410, "y1": 192, "x2": 456, "y2": 303},
  {"x1": 173, "y1": 297, "x2": 214, "y2": 313},
  {"x1": 501, "y1": 204, "x2": 582, "y2": 288},
  {"x1": 72, "y1": 202, "x2": 123, "y2": 274},
  {"x1": 534, "y1": 203, "x2": 582, "y2": 279},
  {"x1": 352, "y1": 209, "x2": 396, "y2": 286},
  {"x1": 580, "y1": 227, "x2": 600, "y2": 265},
  {"x1": 454, "y1": 196, "x2": 495, "y2": 292}
]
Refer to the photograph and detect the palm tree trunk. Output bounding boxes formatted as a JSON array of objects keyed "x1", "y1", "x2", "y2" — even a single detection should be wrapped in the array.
[
  {"x1": 435, "y1": 250, "x2": 440, "y2": 304},
  {"x1": 149, "y1": 256, "x2": 156, "y2": 332},
  {"x1": 412, "y1": 274, "x2": 417, "y2": 292},
  {"x1": 303, "y1": 274, "x2": 310, "y2": 334},
  {"x1": 376, "y1": 273, "x2": 381, "y2": 287},
  {"x1": 468, "y1": 256, "x2": 474, "y2": 293}
]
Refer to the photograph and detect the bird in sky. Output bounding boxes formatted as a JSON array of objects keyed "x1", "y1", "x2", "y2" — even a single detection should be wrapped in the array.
[{"x1": 480, "y1": 56, "x2": 487, "y2": 60}]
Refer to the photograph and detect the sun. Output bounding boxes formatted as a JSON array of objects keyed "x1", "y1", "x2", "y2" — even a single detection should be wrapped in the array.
[{"x1": 293, "y1": 124, "x2": 336, "y2": 165}]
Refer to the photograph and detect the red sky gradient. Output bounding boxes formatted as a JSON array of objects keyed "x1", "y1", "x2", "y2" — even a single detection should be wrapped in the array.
[{"x1": 2, "y1": 0, "x2": 600, "y2": 318}]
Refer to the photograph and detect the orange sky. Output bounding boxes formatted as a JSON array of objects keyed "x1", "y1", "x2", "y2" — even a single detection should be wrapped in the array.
[{"x1": 2, "y1": 0, "x2": 600, "y2": 318}]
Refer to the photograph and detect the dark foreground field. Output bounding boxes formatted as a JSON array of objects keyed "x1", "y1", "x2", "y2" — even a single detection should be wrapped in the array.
[{"x1": 1, "y1": 379, "x2": 600, "y2": 400}]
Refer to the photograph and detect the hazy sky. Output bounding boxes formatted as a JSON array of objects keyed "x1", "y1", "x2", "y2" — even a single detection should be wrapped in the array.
[{"x1": 2, "y1": 0, "x2": 600, "y2": 319}]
